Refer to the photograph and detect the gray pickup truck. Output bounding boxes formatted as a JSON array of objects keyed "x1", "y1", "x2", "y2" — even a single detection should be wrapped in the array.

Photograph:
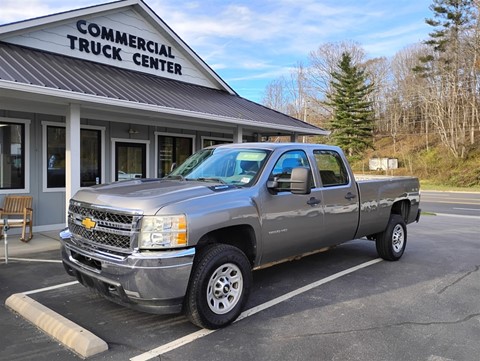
[{"x1": 60, "y1": 143, "x2": 420, "y2": 329}]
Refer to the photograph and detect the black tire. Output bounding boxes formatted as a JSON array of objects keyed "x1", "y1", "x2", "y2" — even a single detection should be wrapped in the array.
[
  {"x1": 184, "y1": 244, "x2": 252, "y2": 329},
  {"x1": 375, "y1": 214, "x2": 407, "y2": 261}
]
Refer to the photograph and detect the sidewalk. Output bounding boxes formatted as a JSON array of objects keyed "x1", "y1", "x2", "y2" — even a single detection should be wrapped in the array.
[{"x1": 0, "y1": 229, "x2": 62, "y2": 259}]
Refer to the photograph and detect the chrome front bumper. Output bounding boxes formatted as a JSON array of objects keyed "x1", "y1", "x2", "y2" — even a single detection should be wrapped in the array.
[{"x1": 61, "y1": 237, "x2": 195, "y2": 314}]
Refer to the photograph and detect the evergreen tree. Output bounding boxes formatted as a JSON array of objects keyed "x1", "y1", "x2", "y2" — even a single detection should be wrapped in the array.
[
  {"x1": 414, "y1": 0, "x2": 476, "y2": 75},
  {"x1": 327, "y1": 52, "x2": 374, "y2": 158}
]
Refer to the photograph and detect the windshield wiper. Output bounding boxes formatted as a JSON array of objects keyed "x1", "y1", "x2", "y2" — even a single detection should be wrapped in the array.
[
  {"x1": 165, "y1": 175, "x2": 185, "y2": 181},
  {"x1": 195, "y1": 177, "x2": 226, "y2": 184}
]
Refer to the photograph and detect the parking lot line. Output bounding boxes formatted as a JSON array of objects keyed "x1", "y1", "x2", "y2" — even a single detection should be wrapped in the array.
[
  {"x1": 237, "y1": 258, "x2": 382, "y2": 321},
  {"x1": 435, "y1": 213, "x2": 480, "y2": 219},
  {"x1": 131, "y1": 258, "x2": 382, "y2": 361},
  {"x1": 23, "y1": 281, "x2": 79, "y2": 295},
  {"x1": 130, "y1": 329, "x2": 215, "y2": 361}
]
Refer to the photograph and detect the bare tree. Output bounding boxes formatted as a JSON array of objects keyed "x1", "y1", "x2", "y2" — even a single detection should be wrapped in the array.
[
  {"x1": 262, "y1": 62, "x2": 312, "y2": 122},
  {"x1": 261, "y1": 2, "x2": 480, "y2": 163},
  {"x1": 285, "y1": 61, "x2": 310, "y2": 120},
  {"x1": 262, "y1": 77, "x2": 289, "y2": 115},
  {"x1": 309, "y1": 41, "x2": 366, "y2": 95},
  {"x1": 415, "y1": 0, "x2": 479, "y2": 158},
  {"x1": 364, "y1": 57, "x2": 389, "y2": 132}
]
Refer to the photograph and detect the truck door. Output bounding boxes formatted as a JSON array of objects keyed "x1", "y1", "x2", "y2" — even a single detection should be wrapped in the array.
[
  {"x1": 260, "y1": 150, "x2": 325, "y2": 264},
  {"x1": 313, "y1": 149, "x2": 359, "y2": 246}
]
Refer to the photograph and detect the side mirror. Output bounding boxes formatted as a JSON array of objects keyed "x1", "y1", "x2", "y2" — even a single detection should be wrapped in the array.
[
  {"x1": 267, "y1": 167, "x2": 312, "y2": 195},
  {"x1": 290, "y1": 167, "x2": 312, "y2": 195}
]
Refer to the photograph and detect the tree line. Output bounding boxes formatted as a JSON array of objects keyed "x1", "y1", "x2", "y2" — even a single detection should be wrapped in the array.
[{"x1": 262, "y1": 0, "x2": 480, "y2": 160}]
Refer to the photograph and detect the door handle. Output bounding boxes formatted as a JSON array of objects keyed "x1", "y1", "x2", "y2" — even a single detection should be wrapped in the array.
[
  {"x1": 307, "y1": 197, "x2": 321, "y2": 206},
  {"x1": 345, "y1": 192, "x2": 357, "y2": 200}
]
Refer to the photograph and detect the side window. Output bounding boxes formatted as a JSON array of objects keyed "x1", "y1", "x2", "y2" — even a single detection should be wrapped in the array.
[
  {"x1": 47, "y1": 126, "x2": 66, "y2": 188},
  {"x1": 45, "y1": 125, "x2": 103, "y2": 188},
  {"x1": 270, "y1": 150, "x2": 312, "y2": 190},
  {"x1": 0, "y1": 121, "x2": 25, "y2": 190},
  {"x1": 81, "y1": 129, "x2": 101, "y2": 187},
  {"x1": 157, "y1": 135, "x2": 193, "y2": 178},
  {"x1": 314, "y1": 150, "x2": 349, "y2": 187}
]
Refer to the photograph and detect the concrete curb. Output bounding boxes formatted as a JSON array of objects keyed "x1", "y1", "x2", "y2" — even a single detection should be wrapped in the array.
[{"x1": 5, "y1": 293, "x2": 108, "y2": 358}]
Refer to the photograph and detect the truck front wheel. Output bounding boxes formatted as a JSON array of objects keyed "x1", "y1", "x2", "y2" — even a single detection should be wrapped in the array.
[
  {"x1": 184, "y1": 244, "x2": 252, "y2": 329},
  {"x1": 375, "y1": 214, "x2": 407, "y2": 261}
]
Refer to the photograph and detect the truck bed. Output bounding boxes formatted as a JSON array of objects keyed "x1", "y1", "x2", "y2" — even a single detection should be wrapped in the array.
[{"x1": 355, "y1": 175, "x2": 420, "y2": 238}]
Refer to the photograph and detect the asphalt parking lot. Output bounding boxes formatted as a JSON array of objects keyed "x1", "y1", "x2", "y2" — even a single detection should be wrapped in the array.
[{"x1": 1, "y1": 213, "x2": 479, "y2": 361}]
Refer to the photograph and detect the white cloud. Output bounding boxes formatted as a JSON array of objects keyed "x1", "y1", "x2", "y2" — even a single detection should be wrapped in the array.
[
  {"x1": 227, "y1": 66, "x2": 296, "y2": 82},
  {"x1": 369, "y1": 23, "x2": 428, "y2": 40},
  {"x1": 0, "y1": 0, "x2": 104, "y2": 24},
  {"x1": 209, "y1": 63, "x2": 228, "y2": 70},
  {"x1": 0, "y1": 0, "x2": 433, "y2": 101},
  {"x1": 0, "y1": 0, "x2": 56, "y2": 23}
]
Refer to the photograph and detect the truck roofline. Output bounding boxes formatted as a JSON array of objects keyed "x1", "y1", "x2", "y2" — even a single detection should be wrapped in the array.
[{"x1": 205, "y1": 142, "x2": 341, "y2": 152}]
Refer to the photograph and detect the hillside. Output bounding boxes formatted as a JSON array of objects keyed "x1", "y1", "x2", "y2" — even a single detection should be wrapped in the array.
[{"x1": 348, "y1": 134, "x2": 480, "y2": 190}]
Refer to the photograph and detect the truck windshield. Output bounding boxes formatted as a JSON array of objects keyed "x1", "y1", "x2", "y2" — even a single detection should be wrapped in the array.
[{"x1": 167, "y1": 148, "x2": 271, "y2": 186}]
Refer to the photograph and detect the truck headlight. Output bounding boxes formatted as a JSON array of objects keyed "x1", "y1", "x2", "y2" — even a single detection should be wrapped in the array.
[{"x1": 138, "y1": 215, "x2": 187, "y2": 249}]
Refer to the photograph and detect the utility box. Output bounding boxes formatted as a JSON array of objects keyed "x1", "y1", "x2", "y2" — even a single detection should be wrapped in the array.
[{"x1": 369, "y1": 158, "x2": 398, "y2": 171}]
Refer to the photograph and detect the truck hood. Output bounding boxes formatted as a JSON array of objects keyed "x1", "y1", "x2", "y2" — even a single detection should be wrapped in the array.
[{"x1": 71, "y1": 179, "x2": 235, "y2": 215}]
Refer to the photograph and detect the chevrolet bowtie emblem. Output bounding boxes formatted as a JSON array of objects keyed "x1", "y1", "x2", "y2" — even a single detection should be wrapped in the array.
[{"x1": 82, "y1": 217, "x2": 97, "y2": 230}]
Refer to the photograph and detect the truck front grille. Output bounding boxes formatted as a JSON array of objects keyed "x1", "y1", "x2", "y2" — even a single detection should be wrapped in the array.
[{"x1": 67, "y1": 201, "x2": 143, "y2": 253}]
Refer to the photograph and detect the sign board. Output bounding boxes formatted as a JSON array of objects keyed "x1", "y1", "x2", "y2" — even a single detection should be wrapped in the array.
[
  {"x1": 2, "y1": 8, "x2": 218, "y2": 89},
  {"x1": 369, "y1": 158, "x2": 398, "y2": 171}
]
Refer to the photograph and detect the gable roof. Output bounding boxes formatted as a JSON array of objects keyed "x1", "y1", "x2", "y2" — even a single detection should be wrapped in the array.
[{"x1": 0, "y1": 0, "x2": 235, "y2": 94}]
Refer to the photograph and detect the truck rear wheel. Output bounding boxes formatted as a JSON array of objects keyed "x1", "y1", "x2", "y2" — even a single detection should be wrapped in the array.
[
  {"x1": 184, "y1": 244, "x2": 252, "y2": 329},
  {"x1": 375, "y1": 214, "x2": 407, "y2": 261}
]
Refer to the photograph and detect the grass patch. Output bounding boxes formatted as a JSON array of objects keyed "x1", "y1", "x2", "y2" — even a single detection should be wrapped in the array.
[
  {"x1": 352, "y1": 134, "x2": 480, "y2": 191},
  {"x1": 420, "y1": 211, "x2": 437, "y2": 216},
  {"x1": 420, "y1": 180, "x2": 480, "y2": 192}
]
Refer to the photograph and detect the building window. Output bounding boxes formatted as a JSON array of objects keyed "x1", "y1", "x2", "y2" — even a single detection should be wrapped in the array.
[
  {"x1": 0, "y1": 122, "x2": 25, "y2": 190},
  {"x1": 115, "y1": 142, "x2": 146, "y2": 181},
  {"x1": 157, "y1": 135, "x2": 193, "y2": 177},
  {"x1": 47, "y1": 126, "x2": 66, "y2": 188},
  {"x1": 45, "y1": 124, "x2": 103, "y2": 189},
  {"x1": 81, "y1": 129, "x2": 101, "y2": 187},
  {"x1": 202, "y1": 138, "x2": 232, "y2": 148}
]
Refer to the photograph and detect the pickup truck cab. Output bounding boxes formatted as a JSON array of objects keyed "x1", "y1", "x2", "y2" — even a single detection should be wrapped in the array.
[{"x1": 60, "y1": 143, "x2": 420, "y2": 329}]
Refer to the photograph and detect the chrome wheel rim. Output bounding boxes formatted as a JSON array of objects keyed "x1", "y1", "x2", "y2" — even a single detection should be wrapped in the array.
[
  {"x1": 392, "y1": 224, "x2": 405, "y2": 253},
  {"x1": 207, "y1": 263, "x2": 243, "y2": 315}
]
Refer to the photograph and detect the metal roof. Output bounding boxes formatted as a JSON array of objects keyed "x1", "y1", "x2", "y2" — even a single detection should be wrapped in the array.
[{"x1": 0, "y1": 42, "x2": 327, "y2": 135}]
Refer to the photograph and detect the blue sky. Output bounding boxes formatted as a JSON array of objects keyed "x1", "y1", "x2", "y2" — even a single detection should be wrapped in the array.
[{"x1": 1, "y1": 0, "x2": 433, "y2": 102}]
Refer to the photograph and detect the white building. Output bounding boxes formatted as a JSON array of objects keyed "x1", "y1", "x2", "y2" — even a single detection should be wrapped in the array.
[{"x1": 0, "y1": 0, "x2": 327, "y2": 231}]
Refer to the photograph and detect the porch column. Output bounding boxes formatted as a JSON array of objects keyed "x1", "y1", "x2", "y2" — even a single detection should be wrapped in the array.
[
  {"x1": 65, "y1": 103, "x2": 81, "y2": 224},
  {"x1": 233, "y1": 126, "x2": 243, "y2": 143},
  {"x1": 290, "y1": 132, "x2": 299, "y2": 142}
]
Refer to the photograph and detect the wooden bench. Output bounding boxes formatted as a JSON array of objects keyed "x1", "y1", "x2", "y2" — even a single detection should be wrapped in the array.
[{"x1": 0, "y1": 195, "x2": 33, "y2": 242}]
